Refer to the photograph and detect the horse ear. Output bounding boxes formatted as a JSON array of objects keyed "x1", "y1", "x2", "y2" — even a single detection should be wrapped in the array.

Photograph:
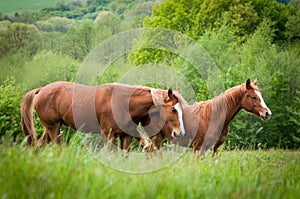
[
  {"x1": 246, "y1": 78, "x2": 252, "y2": 90},
  {"x1": 253, "y1": 78, "x2": 258, "y2": 85},
  {"x1": 168, "y1": 87, "x2": 173, "y2": 98},
  {"x1": 176, "y1": 88, "x2": 181, "y2": 93}
]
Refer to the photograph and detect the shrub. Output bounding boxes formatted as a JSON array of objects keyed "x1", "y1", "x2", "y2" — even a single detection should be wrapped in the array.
[{"x1": 0, "y1": 77, "x2": 24, "y2": 143}]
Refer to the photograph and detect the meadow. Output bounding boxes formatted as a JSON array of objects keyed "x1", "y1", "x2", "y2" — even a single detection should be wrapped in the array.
[
  {"x1": 0, "y1": 0, "x2": 75, "y2": 14},
  {"x1": 0, "y1": 141, "x2": 299, "y2": 199},
  {"x1": 0, "y1": 1, "x2": 299, "y2": 198}
]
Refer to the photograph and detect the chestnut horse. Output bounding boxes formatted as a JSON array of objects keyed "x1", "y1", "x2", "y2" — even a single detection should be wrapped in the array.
[
  {"x1": 140, "y1": 79, "x2": 272, "y2": 156},
  {"x1": 119, "y1": 90, "x2": 188, "y2": 152},
  {"x1": 21, "y1": 82, "x2": 186, "y2": 151}
]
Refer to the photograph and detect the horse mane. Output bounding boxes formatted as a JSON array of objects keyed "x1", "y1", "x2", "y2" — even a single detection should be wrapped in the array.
[
  {"x1": 173, "y1": 90, "x2": 188, "y2": 106},
  {"x1": 196, "y1": 84, "x2": 245, "y2": 119},
  {"x1": 150, "y1": 89, "x2": 166, "y2": 105},
  {"x1": 150, "y1": 88, "x2": 188, "y2": 106}
]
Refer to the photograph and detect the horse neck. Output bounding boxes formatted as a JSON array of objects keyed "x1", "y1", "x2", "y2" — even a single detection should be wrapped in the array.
[
  {"x1": 206, "y1": 85, "x2": 243, "y2": 130},
  {"x1": 130, "y1": 88, "x2": 156, "y2": 112},
  {"x1": 223, "y1": 85, "x2": 244, "y2": 127}
]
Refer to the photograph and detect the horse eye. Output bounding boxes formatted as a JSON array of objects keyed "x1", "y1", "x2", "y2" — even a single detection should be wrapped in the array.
[
  {"x1": 171, "y1": 107, "x2": 177, "y2": 113},
  {"x1": 251, "y1": 96, "x2": 257, "y2": 100}
]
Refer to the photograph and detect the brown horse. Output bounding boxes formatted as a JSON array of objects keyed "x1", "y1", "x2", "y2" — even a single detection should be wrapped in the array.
[
  {"x1": 120, "y1": 91, "x2": 188, "y2": 152},
  {"x1": 21, "y1": 82, "x2": 186, "y2": 151},
  {"x1": 140, "y1": 79, "x2": 272, "y2": 157}
]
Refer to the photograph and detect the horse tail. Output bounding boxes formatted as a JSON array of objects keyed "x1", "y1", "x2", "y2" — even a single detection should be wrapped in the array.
[{"x1": 21, "y1": 88, "x2": 41, "y2": 146}]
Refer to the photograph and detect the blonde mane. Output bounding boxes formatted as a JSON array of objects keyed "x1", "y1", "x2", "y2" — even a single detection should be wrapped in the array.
[
  {"x1": 150, "y1": 88, "x2": 188, "y2": 106},
  {"x1": 150, "y1": 89, "x2": 166, "y2": 105},
  {"x1": 173, "y1": 90, "x2": 188, "y2": 106}
]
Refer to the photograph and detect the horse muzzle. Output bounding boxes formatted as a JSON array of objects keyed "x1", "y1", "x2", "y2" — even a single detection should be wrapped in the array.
[
  {"x1": 171, "y1": 129, "x2": 184, "y2": 138},
  {"x1": 260, "y1": 110, "x2": 272, "y2": 120}
]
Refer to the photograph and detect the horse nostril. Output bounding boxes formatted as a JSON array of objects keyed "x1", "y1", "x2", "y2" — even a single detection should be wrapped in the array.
[
  {"x1": 173, "y1": 131, "x2": 180, "y2": 138},
  {"x1": 265, "y1": 111, "x2": 271, "y2": 119}
]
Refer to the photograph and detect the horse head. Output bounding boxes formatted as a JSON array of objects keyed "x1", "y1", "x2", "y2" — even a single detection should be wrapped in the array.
[
  {"x1": 241, "y1": 78, "x2": 272, "y2": 120},
  {"x1": 163, "y1": 88, "x2": 186, "y2": 138}
]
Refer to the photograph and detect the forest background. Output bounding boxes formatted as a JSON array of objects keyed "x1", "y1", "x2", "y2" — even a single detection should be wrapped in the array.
[{"x1": 0, "y1": 0, "x2": 299, "y2": 150}]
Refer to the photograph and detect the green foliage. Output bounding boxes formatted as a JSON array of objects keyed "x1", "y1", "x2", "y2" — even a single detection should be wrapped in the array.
[
  {"x1": 0, "y1": 23, "x2": 34, "y2": 57},
  {"x1": 124, "y1": 1, "x2": 154, "y2": 28},
  {"x1": 95, "y1": 11, "x2": 122, "y2": 34},
  {"x1": 35, "y1": 17, "x2": 76, "y2": 32},
  {"x1": 290, "y1": 0, "x2": 300, "y2": 7},
  {"x1": 63, "y1": 22, "x2": 96, "y2": 60},
  {"x1": 0, "y1": 0, "x2": 299, "y2": 149},
  {"x1": 22, "y1": 51, "x2": 80, "y2": 89},
  {"x1": 285, "y1": 9, "x2": 300, "y2": 40},
  {"x1": 263, "y1": 45, "x2": 300, "y2": 148},
  {"x1": 143, "y1": 0, "x2": 295, "y2": 42},
  {"x1": 222, "y1": 2, "x2": 259, "y2": 42},
  {"x1": 224, "y1": 20, "x2": 300, "y2": 149},
  {"x1": 198, "y1": 25, "x2": 237, "y2": 75},
  {"x1": 231, "y1": 20, "x2": 277, "y2": 83},
  {"x1": 286, "y1": 92, "x2": 300, "y2": 144},
  {"x1": 146, "y1": 0, "x2": 199, "y2": 37},
  {"x1": 266, "y1": 71, "x2": 291, "y2": 148},
  {"x1": 0, "y1": 77, "x2": 24, "y2": 142}
]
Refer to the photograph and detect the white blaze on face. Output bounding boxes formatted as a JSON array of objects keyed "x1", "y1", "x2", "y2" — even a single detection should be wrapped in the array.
[
  {"x1": 255, "y1": 91, "x2": 272, "y2": 115},
  {"x1": 174, "y1": 103, "x2": 186, "y2": 136}
]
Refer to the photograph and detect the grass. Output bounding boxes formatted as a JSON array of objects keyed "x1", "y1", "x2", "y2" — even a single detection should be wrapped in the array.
[
  {"x1": 0, "y1": 142, "x2": 299, "y2": 199},
  {"x1": 0, "y1": 0, "x2": 76, "y2": 14}
]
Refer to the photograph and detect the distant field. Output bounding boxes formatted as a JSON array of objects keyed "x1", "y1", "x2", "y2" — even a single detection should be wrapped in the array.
[
  {"x1": 0, "y1": 143, "x2": 299, "y2": 199},
  {"x1": 0, "y1": 0, "x2": 76, "y2": 14}
]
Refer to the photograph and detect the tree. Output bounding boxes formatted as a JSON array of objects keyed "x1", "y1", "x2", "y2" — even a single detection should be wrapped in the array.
[
  {"x1": 124, "y1": 2, "x2": 154, "y2": 28},
  {"x1": 15, "y1": 11, "x2": 38, "y2": 24},
  {"x1": 290, "y1": 0, "x2": 300, "y2": 7},
  {"x1": 222, "y1": 2, "x2": 259, "y2": 42},
  {"x1": 95, "y1": 11, "x2": 122, "y2": 34},
  {"x1": 67, "y1": 0, "x2": 84, "y2": 10},
  {"x1": 63, "y1": 22, "x2": 96, "y2": 60},
  {"x1": 3, "y1": 23, "x2": 30, "y2": 49},
  {"x1": 285, "y1": 9, "x2": 300, "y2": 40},
  {"x1": 0, "y1": 22, "x2": 39, "y2": 57}
]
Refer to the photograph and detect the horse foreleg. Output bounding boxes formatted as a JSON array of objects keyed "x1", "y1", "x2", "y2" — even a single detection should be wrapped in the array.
[
  {"x1": 213, "y1": 136, "x2": 226, "y2": 158},
  {"x1": 194, "y1": 144, "x2": 206, "y2": 159},
  {"x1": 101, "y1": 130, "x2": 117, "y2": 152},
  {"x1": 120, "y1": 134, "x2": 133, "y2": 152},
  {"x1": 151, "y1": 133, "x2": 163, "y2": 157},
  {"x1": 108, "y1": 134, "x2": 117, "y2": 152},
  {"x1": 213, "y1": 128, "x2": 229, "y2": 157},
  {"x1": 120, "y1": 134, "x2": 133, "y2": 158}
]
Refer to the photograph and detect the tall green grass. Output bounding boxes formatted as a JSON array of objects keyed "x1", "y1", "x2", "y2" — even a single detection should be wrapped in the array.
[{"x1": 0, "y1": 142, "x2": 299, "y2": 199}]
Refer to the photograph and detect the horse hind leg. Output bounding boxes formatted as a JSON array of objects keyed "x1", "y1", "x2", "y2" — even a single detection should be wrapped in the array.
[
  {"x1": 44, "y1": 122, "x2": 62, "y2": 147},
  {"x1": 35, "y1": 130, "x2": 50, "y2": 151}
]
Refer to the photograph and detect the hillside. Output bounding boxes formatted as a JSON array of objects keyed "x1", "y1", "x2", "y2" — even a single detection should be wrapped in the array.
[{"x1": 0, "y1": 0, "x2": 77, "y2": 14}]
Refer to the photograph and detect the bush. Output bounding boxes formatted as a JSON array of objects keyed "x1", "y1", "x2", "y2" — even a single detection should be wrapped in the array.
[
  {"x1": 0, "y1": 77, "x2": 24, "y2": 143},
  {"x1": 22, "y1": 51, "x2": 80, "y2": 89}
]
